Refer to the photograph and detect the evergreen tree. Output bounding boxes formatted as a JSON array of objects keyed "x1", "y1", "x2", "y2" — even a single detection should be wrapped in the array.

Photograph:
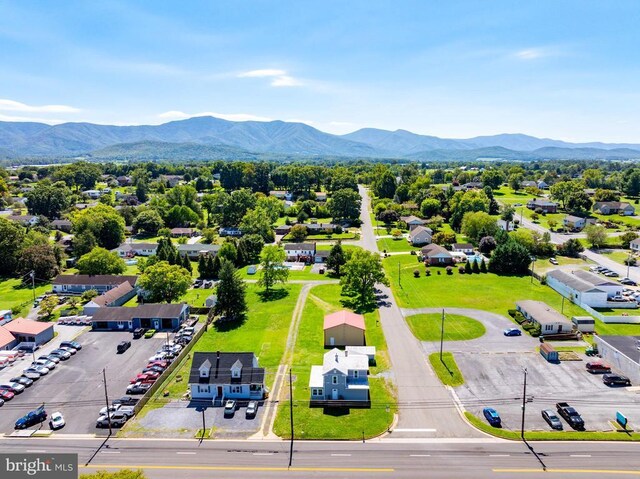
[
  {"x1": 214, "y1": 260, "x2": 247, "y2": 322},
  {"x1": 472, "y1": 259, "x2": 480, "y2": 274},
  {"x1": 181, "y1": 253, "x2": 192, "y2": 273},
  {"x1": 198, "y1": 254, "x2": 208, "y2": 279},
  {"x1": 211, "y1": 254, "x2": 221, "y2": 280},
  {"x1": 464, "y1": 260, "x2": 472, "y2": 274},
  {"x1": 326, "y1": 241, "x2": 347, "y2": 276},
  {"x1": 480, "y1": 258, "x2": 487, "y2": 273}
]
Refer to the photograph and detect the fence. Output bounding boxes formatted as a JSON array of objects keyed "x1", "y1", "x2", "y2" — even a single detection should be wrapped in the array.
[{"x1": 133, "y1": 322, "x2": 208, "y2": 415}]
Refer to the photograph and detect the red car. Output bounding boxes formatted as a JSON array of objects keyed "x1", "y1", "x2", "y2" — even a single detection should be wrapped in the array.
[
  {"x1": 147, "y1": 361, "x2": 168, "y2": 369},
  {"x1": 129, "y1": 372, "x2": 159, "y2": 384},
  {"x1": 0, "y1": 389, "x2": 15, "y2": 401}
]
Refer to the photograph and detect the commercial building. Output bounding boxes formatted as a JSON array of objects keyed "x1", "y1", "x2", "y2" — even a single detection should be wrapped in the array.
[
  {"x1": 515, "y1": 300, "x2": 574, "y2": 335},
  {"x1": 594, "y1": 336, "x2": 640, "y2": 384}
]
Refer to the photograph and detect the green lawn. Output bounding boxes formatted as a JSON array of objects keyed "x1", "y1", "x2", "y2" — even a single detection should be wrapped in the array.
[
  {"x1": 406, "y1": 313, "x2": 486, "y2": 341},
  {"x1": 236, "y1": 264, "x2": 330, "y2": 281},
  {"x1": 595, "y1": 318, "x2": 640, "y2": 336},
  {"x1": 429, "y1": 352, "x2": 464, "y2": 387},
  {"x1": 599, "y1": 249, "x2": 634, "y2": 266},
  {"x1": 0, "y1": 278, "x2": 50, "y2": 316},
  {"x1": 144, "y1": 282, "x2": 303, "y2": 405},
  {"x1": 535, "y1": 255, "x2": 592, "y2": 275},
  {"x1": 377, "y1": 237, "x2": 419, "y2": 253},
  {"x1": 382, "y1": 254, "x2": 588, "y2": 319},
  {"x1": 273, "y1": 284, "x2": 395, "y2": 440}
]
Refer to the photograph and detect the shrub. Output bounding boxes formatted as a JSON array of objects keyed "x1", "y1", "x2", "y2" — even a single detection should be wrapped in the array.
[
  {"x1": 425, "y1": 269, "x2": 431, "y2": 276},
  {"x1": 413, "y1": 270, "x2": 420, "y2": 278},
  {"x1": 458, "y1": 266, "x2": 465, "y2": 274},
  {"x1": 445, "y1": 266, "x2": 453, "y2": 275},
  {"x1": 464, "y1": 261, "x2": 472, "y2": 274},
  {"x1": 472, "y1": 260, "x2": 480, "y2": 274},
  {"x1": 508, "y1": 309, "x2": 517, "y2": 318}
]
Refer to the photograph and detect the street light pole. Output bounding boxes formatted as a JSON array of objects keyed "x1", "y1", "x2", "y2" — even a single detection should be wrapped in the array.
[
  {"x1": 521, "y1": 368, "x2": 527, "y2": 440},
  {"x1": 530, "y1": 257, "x2": 536, "y2": 284},
  {"x1": 398, "y1": 262, "x2": 401, "y2": 288},
  {"x1": 288, "y1": 368, "x2": 294, "y2": 468},
  {"x1": 440, "y1": 309, "x2": 445, "y2": 362},
  {"x1": 627, "y1": 252, "x2": 632, "y2": 279},
  {"x1": 102, "y1": 368, "x2": 112, "y2": 436}
]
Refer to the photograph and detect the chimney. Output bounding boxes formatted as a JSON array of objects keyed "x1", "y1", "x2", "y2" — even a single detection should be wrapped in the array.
[
  {"x1": 345, "y1": 350, "x2": 348, "y2": 357},
  {"x1": 335, "y1": 353, "x2": 338, "y2": 362},
  {"x1": 215, "y1": 351, "x2": 220, "y2": 378}
]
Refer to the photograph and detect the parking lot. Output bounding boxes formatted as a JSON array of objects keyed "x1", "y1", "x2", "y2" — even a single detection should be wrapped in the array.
[
  {"x1": 455, "y1": 350, "x2": 640, "y2": 432},
  {"x1": 0, "y1": 328, "x2": 167, "y2": 435}
]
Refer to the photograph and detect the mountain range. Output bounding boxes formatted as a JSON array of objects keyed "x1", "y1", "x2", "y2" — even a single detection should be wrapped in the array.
[{"x1": 1, "y1": 116, "x2": 640, "y2": 162}]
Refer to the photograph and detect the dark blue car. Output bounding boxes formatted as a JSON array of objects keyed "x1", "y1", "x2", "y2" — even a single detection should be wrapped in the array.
[
  {"x1": 15, "y1": 406, "x2": 47, "y2": 430},
  {"x1": 503, "y1": 327, "x2": 522, "y2": 336},
  {"x1": 483, "y1": 407, "x2": 501, "y2": 427}
]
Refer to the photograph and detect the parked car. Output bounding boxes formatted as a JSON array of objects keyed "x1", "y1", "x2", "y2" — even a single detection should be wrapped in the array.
[
  {"x1": 247, "y1": 265, "x2": 257, "y2": 275},
  {"x1": 142, "y1": 366, "x2": 165, "y2": 374},
  {"x1": 556, "y1": 402, "x2": 585, "y2": 430},
  {"x1": 113, "y1": 396, "x2": 139, "y2": 407},
  {"x1": 147, "y1": 360, "x2": 169, "y2": 369},
  {"x1": 149, "y1": 353, "x2": 171, "y2": 362},
  {"x1": 49, "y1": 412, "x2": 66, "y2": 430},
  {"x1": 482, "y1": 407, "x2": 501, "y2": 427},
  {"x1": 40, "y1": 354, "x2": 60, "y2": 364},
  {"x1": 144, "y1": 329, "x2": 157, "y2": 339},
  {"x1": 129, "y1": 372, "x2": 159, "y2": 384},
  {"x1": 126, "y1": 382, "x2": 151, "y2": 395},
  {"x1": 133, "y1": 328, "x2": 146, "y2": 339},
  {"x1": 0, "y1": 382, "x2": 25, "y2": 394},
  {"x1": 0, "y1": 398, "x2": 4, "y2": 407},
  {"x1": 586, "y1": 362, "x2": 611, "y2": 374},
  {"x1": 60, "y1": 340, "x2": 82, "y2": 350},
  {"x1": 246, "y1": 400, "x2": 258, "y2": 418},
  {"x1": 15, "y1": 407, "x2": 47, "y2": 429},
  {"x1": 33, "y1": 358, "x2": 56, "y2": 369},
  {"x1": 605, "y1": 271, "x2": 619, "y2": 277},
  {"x1": 10, "y1": 377, "x2": 33, "y2": 388},
  {"x1": 503, "y1": 327, "x2": 522, "y2": 337},
  {"x1": 620, "y1": 278, "x2": 638, "y2": 286},
  {"x1": 22, "y1": 369, "x2": 42, "y2": 379},
  {"x1": 117, "y1": 341, "x2": 131, "y2": 354},
  {"x1": 549, "y1": 258, "x2": 558, "y2": 265},
  {"x1": 541, "y1": 409, "x2": 563, "y2": 430},
  {"x1": 0, "y1": 389, "x2": 15, "y2": 401},
  {"x1": 224, "y1": 399, "x2": 237, "y2": 417},
  {"x1": 96, "y1": 411, "x2": 131, "y2": 428},
  {"x1": 30, "y1": 364, "x2": 50, "y2": 375},
  {"x1": 50, "y1": 349, "x2": 71, "y2": 360},
  {"x1": 99, "y1": 404, "x2": 121, "y2": 416},
  {"x1": 59, "y1": 346, "x2": 77, "y2": 355},
  {"x1": 603, "y1": 374, "x2": 631, "y2": 386}
]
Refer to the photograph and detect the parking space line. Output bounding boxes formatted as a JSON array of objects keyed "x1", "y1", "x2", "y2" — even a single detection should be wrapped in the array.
[
  {"x1": 26, "y1": 450, "x2": 46, "y2": 453},
  {"x1": 100, "y1": 451, "x2": 121, "y2": 454},
  {"x1": 331, "y1": 454, "x2": 351, "y2": 457},
  {"x1": 570, "y1": 454, "x2": 592, "y2": 457},
  {"x1": 410, "y1": 454, "x2": 431, "y2": 457},
  {"x1": 176, "y1": 452, "x2": 196, "y2": 455},
  {"x1": 489, "y1": 454, "x2": 510, "y2": 457},
  {"x1": 252, "y1": 453, "x2": 273, "y2": 456}
]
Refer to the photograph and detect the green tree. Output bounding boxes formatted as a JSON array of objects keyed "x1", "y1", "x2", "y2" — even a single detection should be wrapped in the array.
[
  {"x1": 54, "y1": 161, "x2": 102, "y2": 190},
  {"x1": 138, "y1": 261, "x2": 191, "y2": 303},
  {"x1": 258, "y1": 245, "x2": 288, "y2": 293},
  {"x1": 584, "y1": 224, "x2": 608, "y2": 249},
  {"x1": 420, "y1": 198, "x2": 441, "y2": 218},
  {"x1": 237, "y1": 234, "x2": 265, "y2": 265},
  {"x1": 472, "y1": 259, "x2": 480, "y2": 274},
  {"x1": 566, "y1": 190, "x2": 593, "y2": 214},
  {"x1": 373, "y1": 170, "x2": 397, "y2": 199},
  {"x1": 432, "y1": 231, "x2": 456, "y2": 245},
  {"x1": 557, "y1": 238, "x2": 584, "y2": 258},
  {"x1": 464, "y1": 260, "x2": 472, "y2": 274},
  {"x1": 218, "y1": 241, "x2": 238, "y2": 264},
  {"x1": 221, "y1": 189, "x2": 256, "y2": 227},
  {"x1": 38, "y1": 295, "x2": 59, "y2": 319},
  {"x1": 76, "y1": 247, "x2": 126, "y2": 275},
  {"x1": 481, "y1": 169, "x2": 505, "y2": 190},
  {"x1": 165, "y1": 205, "x2": 199, "y2": 227},
  {"x1": 288, "y1": 224, "x2": 308, "y2": 242},
  {"x1": 508, "y1": 173, "x2": 523, "y2": 192},
  {"x1": 500, "y1": 205, "x2": 515, "y2": 232},
  {"x1": 326, "y1": 241, "x2": 347, "y2": 276},
  {"x1": 488, "y1": 241, "x2": 531, "y2": 275},
  {"x1": 461, "y1": 211, "x2": 498, "y2": 242},
  {"x1": 181, "y1": 253, "x2": 193, "y2": 273},
  {"x1": 72, "y1": 204, "x2": 125, "y2": 250},
  {"x1": 211, "y1": 254, "x2": 222, "y2": 279},
  {"x1": 240, "y1": 207, "x2": 275, "y2": 242},
  {"x1": 549, "y1": 180, "x2": 585, "y2": 209},
  {"x1": 479, "y1": 258, "x2": 487, "y2": 273},
  {"x1": 132, "y1": 209, "x2": 164, "y2": 235},
  {"x1": 214, "y1": 260, "x2": 247, "y2": 321},
  {"x1": 340, "y1": 250, "x2": 390, "y2": 308},
  {"x1": 0, "y1": 217, "x2": 25, "y2": 276},
  {"x1": 136, "y1": 180, "x2": 149, "y2": 203},
  {"x1": 622, "y1": 169, "x2": 640, "y2": 197},
  {"x1": 328, "y1": 188, "x2": 361, "y2": 221},
  {"x1": 81, "y1": 289, "x2": 99, "y2": 302},
  {"x1": 19, "y1": 243, "x2": 61, "y2": 280},
  {"x1": 449, "y1": 190, "x2": 490, "y2": 231},
  {"x1": 478, "y1": 236, "x2": 497, "y2": 255},
  {"x1": 25, "y1": 182, "x2": 71, "y2": 219},
  {"x1": 620, "y1": 232, "x2": 639, "y2": 249},
  {"x1": 198, "y1": 254, "x2": 210, "y2": 279},
  {"x1": 593, "y1": 189, "x2": 620, "y2": 202}
]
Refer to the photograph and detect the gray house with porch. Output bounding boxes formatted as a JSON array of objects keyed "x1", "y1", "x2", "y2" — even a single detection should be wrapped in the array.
[{"x1": 309, "y1": 348, "x2": 370, "y2": 407}]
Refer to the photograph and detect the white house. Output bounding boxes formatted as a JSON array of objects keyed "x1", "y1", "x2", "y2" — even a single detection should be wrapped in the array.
[
  {"x1": 630, "y1": 238, "x2": 640, "y2": 253},
  {"x1": 408, "y1": 226, "x2": 432, "y2": 246},
  {"x1": 497, "y1": 219, "x2": 515, "y2": 232},
  {"x1": 189, "y1": 352, "x2": 265, "y2": 402},
  {"x1": 309, "y1": 348, "x2": 370, "y2": 405},
  {"x1": 83, "y1": 189, "x2": 102, "y2": 199},
  {"x1": 400, "y1": 215, "x2": 426, "y2": 231},
  {"x1": 516, "y1": 300, "x2": 574, "y2": 335},
  {"x1": 546, "y1": 269, "x2": 609, "y2": 308},
  {"x1": 572, "y1": 269, "x2": 623, "y2": 298},
  {"x1": 563, "y1": 215, "x2": 587, "y2": 231},
  {"x1": 284, "y1": 243, "x2": 316, "y2": 262},
  {"x1": 115, "y1": 242, "x2": 158, "y2": 257},
  {"x1": 452, "y1": 243, "x2": 474, "y2": 254}
]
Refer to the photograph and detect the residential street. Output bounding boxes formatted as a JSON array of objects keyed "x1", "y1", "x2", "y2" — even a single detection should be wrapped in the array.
[{"x1": 358, "y1": 186, "x2": 479, "y2": 438}]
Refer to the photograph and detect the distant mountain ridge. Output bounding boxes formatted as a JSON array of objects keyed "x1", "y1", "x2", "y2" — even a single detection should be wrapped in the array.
[{"x1": 1, "y1": 116, "x2": 640, "y2": 161}]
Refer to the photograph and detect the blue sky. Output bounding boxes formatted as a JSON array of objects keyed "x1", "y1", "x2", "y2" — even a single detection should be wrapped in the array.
[{"x1": 1, "y1": 0, "x2": 639, "y2": 142}]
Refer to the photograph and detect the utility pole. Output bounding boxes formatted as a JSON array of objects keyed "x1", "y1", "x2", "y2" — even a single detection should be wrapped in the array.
[
  {"x1": 398, "y1": 262, "x2": 401, "y2": 288},
  {"x1": 627, "y1": 252, "x2": 632, "y2": 279},
  {"x1": 440, "y1": 309, "x2": 445, "y2": 362},
  {"x1": 201, "y1": 409, "x2": 206, "y2": 441},
  {"x1": 288, "y1": 368, "x2": 294, "y2": 468},
  {"x1": 102, "y1": 368, "x2": 112, "y2": 436},
  {"x1": 520, "y1": 368, "x2": 527, "y2": 440},
  {"x1": 561, "y1": 296, "x2": 565, "y2": 315},
  {"x1": 30, "y1": 271, "x2": 35, "y2": 304}
]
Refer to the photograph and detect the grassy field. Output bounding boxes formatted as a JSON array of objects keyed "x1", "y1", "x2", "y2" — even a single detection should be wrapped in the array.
[
  {"x1": 599, "y1": 249, "x2": 634, "y2": 266},
  {"x1": 0, "y1": 278, "x2": 50, "y2": 316},
  {"x1": 429, "y1": 352, "x2": 464, "y2": 387},
  {"x1": 273, "y1": 284, "x2": 395, "y2": 440},
  {"x1": 595, "y1": 318, "x2": 640, "y2": 336},
  {"x1": 236, "y1": 264, "x2": 330, "y2": 281},
  {"x1": 377, "y1": 237, "x2": 419, "y2": 253},
  {"x1": 143, "y1": 282, "x2": 303, "y2": 406},
  {"x1": 465, "y1": 412, "x2": 640, "y2": 441},
  {"x1": 534, "y1": 255, "x2": 592, "y2": 275},
  {"x1": 406, "y1": 313, "x2": 486, "y2": 341},
  {"x1": 382, "y1": 254, "x2": 588, "y2": 319}
]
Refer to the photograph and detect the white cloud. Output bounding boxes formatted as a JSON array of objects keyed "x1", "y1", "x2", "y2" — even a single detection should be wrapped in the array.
[
  {"x1": 0, "y1": 113, "x2": 67, "y2": 124},
  {"x1": 157, "y1": 110, "x2": 272, "y2": 122},
  {"x1": 0, "y1": 98, "x2": 80, "y2": 113},
  {"x1": 237, "y1": 68, "x2": 303, "y2": 87},
  {"x1": 513, "y1": 47, "x2": 564, "y2": 61}
]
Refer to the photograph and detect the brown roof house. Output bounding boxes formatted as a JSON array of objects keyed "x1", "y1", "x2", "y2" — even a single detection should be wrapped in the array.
[
  {"x1": 323, "y1": 310, "x2": 366, "y2": 347},
  {"x1": 82, "y1": 281, "x2": 137, "y2": 315},
  {"x1": 421, "y1": 244, "x2": 454, "y2": 266}
]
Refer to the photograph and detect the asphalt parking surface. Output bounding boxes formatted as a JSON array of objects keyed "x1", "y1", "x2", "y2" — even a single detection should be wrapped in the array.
[
  {"x1": 0, "y1": 329, "x2": 167, "y2": 435},
  {"x1": 455, "y1": 350, "x2": 640, "y2": 432}
]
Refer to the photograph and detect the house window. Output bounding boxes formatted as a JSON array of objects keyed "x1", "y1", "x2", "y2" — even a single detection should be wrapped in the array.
[
  {"x1": 332, "y1": 376, "x2": 338, "y2": 384},
  {"x1": 353, "y1": 370, "x2": 359, "y2": 378},
  {"x1": 545, "y1": 325, "x2": 553, "y2": 331},
  {"x1": 230, "y1": 386, "x2": 242, "y2": 393}
]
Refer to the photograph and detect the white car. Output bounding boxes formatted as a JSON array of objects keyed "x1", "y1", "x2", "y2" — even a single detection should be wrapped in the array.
[
  {"x1": 148, "y1": 353, "x2": 170, "y2": 362},
  {"x1": 99, "y1": 404, "x2": 121, "y2": 416},
  {"x1": 33, "y1": 359, "x2": 56, "y2": 370},
  {"x1": 0, "y1": 382, "x2": 25, "y2": 394},
  {"x1": 49, "y1": 412, "x2": 65, "y2": 430},
  {"x1": 30, "y1": 365, "x2": 50, "y2": 375}
]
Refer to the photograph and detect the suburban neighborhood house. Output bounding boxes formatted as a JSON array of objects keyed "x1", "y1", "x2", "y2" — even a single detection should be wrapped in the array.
[
  {"x1": 562, "y1": 215, "x2": 593, "y2": 231},
  {"x1": 284, "y1": 242, "x2": 316, "y2": 262},
  {"x1": 91, "y1": 303, "x2": 189, "y2": 331},
  {"x1": 408, "y1": 225, "x2": 433, "y2": 246},
  {"x1": 177, "y1": 243, "x2": 220, "y2": 259},
  {"x1": 546, "y1": 269, "x2": 629, "y2": 308},
  {"x1": 593, "y1": 201, "x2": 636, "y2": 216},
  {"x1": 497, "y1": 219, "x2": 514, "y2": 231},
  {"x1": 189, "y1": 352, "x2": 265, "y2": 402},
  {"x1": 115, "y1": 242, "x2": 158, "y2": 257},
  {"x1": 82, "y1": 281, "x2": 137, "y2": 315},
  {"x1": 309, "y1": 348, "x2": 371, "y2": 406},
  {"x1": 452, "y1": 243, "x2": 474, "y2": 254},
  {"x1": 400, "y1": 215, "x2": 426, "y2": 230},
  {"x1": 631, "y1": 237, "x2": 640, "y2": 253},
  {"x1": 0, "y1": 317, "x2": 54, "y2": 350},
  {"x1": 526, "y1": 199, "x2": 558, "y2": 213},
  {"x1": 52, "y1": 274, "x2": 138, "y2": 294},
  {"x1": 324, "y1": 310, "x2": 366, "y2": 347},
  {"x1": 421, "y1": 244, "x2": 454, "y2": 265},
  {"x1": 170, "y1": 227, "x2": 197, "y2": 237},
  {"x1": 516, "y1": 300, "x2": 574, "y2": 335}
]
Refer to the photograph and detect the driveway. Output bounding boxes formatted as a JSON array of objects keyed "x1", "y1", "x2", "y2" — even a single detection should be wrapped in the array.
[
  {"x1": 401, "y1": 307, "x2": 538, "y2": 354},
  {"x1": 358, "y1": 186, "x2": 480, "y2": 438}
]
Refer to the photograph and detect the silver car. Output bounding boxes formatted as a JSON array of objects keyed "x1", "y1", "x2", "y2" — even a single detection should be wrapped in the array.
[
  {"x1": 30, "y1": 364, "x2": 50, "y2": 375},
  {"x1": 22, "y1": 369, "x2": 42, "y2": 379},
  {"x1": 33, "y1": 359, "x2": 55, "y2": 370},
  {"x1": 0, "y1": 382, "x2": 25, "y2": 394}
]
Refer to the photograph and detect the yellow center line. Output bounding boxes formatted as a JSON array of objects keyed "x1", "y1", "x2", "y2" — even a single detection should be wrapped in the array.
[
  {"x1": 494, "y1": 469, "x2": 640, "y2": 475},
  {"x1": 81, "y1": 464, "x2": 394, "y2": 473}
]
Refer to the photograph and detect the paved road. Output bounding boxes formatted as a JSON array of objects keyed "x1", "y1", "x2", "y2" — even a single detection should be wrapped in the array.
[
  {"x1": 358, "y1": 186, "x2": 478, "y2": 438},
  {"x1": 2, "y1": 436, "x2": 640, "y2": 479}
]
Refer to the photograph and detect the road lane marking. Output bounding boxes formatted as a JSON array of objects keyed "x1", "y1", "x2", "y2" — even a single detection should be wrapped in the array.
[
  {"x1": 176, "y1": 452, "x2": 196, "y2": 455},
  {"x1": 252, "y1": 453, "x2": 273, "y2": 456},
  {"x1": 410, "y1": 454, "x2": 431, "y2": 457},
  {"x1": 331, "y1": 453, "x2": 352, "y2": 457},
  {"x1": 489, "y1": 454, "x2": 510, "y2": 457},
  {"x1": 100, "y1": 451, "x2": 120, "y2": 454},
  {"x1": 494, "y1": 469, "x2": 640, "y2": 475},
  {"x1": 26, "y1": 450, "x2": 46, "y2": 453},
  {"x1": 393, "y1": 428, "x2": 436, "y2": 432},
  {"x1": 570, "y1": 454, "x2": 592, "y2": 457},
  {"x1": 81, "y1": 464, "x2": 393, "y2": 473}
]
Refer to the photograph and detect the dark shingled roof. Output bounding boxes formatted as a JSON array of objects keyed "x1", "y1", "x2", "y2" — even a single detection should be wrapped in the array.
[
  {"x1": 91, "y1": 303, "x2": 187, "y2": 322},
  {"x1": 189, "y1": 352, "x2": 265, "y2": 385},
  {"x1": 53, "y1": 275, "x2": 137, "y2": 287}
]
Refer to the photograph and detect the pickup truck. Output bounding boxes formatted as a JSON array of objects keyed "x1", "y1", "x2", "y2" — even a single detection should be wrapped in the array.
[{"x1": 556, "y1": 402, "x2": 585, "y2": 430}]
